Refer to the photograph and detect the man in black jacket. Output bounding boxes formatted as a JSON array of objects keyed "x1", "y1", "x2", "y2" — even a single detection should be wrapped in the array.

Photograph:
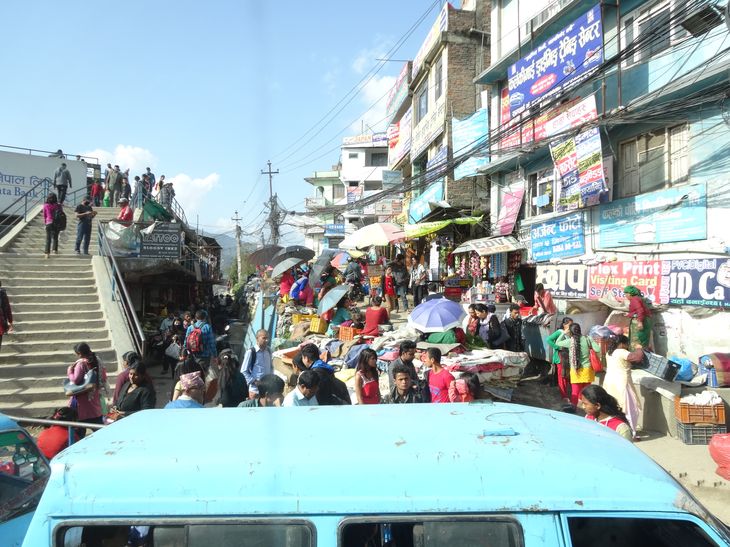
[
  {"x1": 502, "y1": 304, "x2": 524, "y2": 352},
  {"x1": 297, "y1": 344, "x2": 351, "y2": 405}
]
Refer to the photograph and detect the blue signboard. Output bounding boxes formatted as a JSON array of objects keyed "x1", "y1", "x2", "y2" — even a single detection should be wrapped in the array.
[
  {"x1": 660, "y1": 258, "x2": 730, "y2": 307},
  {"x1": 409, "y1": 181, "x2": 444, "y2": 224},
  {"x1": 530, "y1": 212, "x2": 585, "y2": 262},
  {"x1": 452, "y1": 108, "x2": 489, "y2": 181},
  {"x1": 508, "y1": 5, "x2": 603, "y2": 117},
  {"x1": 598, "y1": 184, "x2": 707, "y2": 248},
  {"x1": 324, "y1": 223, "x2": 345, "y2": 236}
]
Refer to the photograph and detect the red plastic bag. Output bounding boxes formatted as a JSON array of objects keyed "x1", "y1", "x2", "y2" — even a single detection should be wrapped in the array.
[{"x1": 709, "y1": 433, "x2": 730, "y2": 480}]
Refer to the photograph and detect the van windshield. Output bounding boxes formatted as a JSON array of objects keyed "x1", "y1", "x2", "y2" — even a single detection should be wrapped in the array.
[{"x1": 0, "y1": 430, "x2": 50, "y2": 522}]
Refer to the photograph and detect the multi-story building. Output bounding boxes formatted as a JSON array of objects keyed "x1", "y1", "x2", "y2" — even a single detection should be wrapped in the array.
[
  {"x1": 387, "y1": 0, "x2": 491, "y2": 229},
  {"x1": 475, "y1": 0, "x2": 730, "y2": 356},
  {"x1": 302, "y1": 167, "x2": 345, "y2": 254}
]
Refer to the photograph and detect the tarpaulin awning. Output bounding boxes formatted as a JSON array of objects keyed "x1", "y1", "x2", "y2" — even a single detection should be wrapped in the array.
[
  {"x1": 404, "y1": 216, "x2": 483, "y2": 238},
  {"x1": 452, "y1": 235, "x2": 524, "y2": 256}
]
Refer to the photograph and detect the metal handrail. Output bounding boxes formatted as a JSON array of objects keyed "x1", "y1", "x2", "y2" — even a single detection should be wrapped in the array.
[
  {"x1": 151, "y1": 191, "x2": 187, "y2": 225},
  {"x1": 97, "y1": 221, "x2": 146, "y2": 356},
  {"x1": 0, "y1": 144, "x2": 99, "y2": 163},
  {"x1": 7, "y1": 415, "x2": 106, "y2": 451},
  {"x1": 0, "y1": 177, "x2": 52, "y2": 241}
]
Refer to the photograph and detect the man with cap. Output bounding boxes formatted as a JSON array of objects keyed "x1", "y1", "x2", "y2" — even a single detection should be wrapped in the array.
[
  {"x1": 165, "y1": 372, "x2": 205, "y2": 409},
  {"x1": 53, "y1": 162, "x2": 72, "y2": 204},
  {"x1": 74, "y1": 195, "x2": 97, "y2": 255},
  {"x1": 117, "y1": 197, "x2": 133, "y2": 226}
]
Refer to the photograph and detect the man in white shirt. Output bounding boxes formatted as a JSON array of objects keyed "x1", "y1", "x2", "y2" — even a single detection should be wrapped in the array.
[
  {"x1": 283, "y1": 369, "x2": 319, "y2": 407},
  {"x1": 241, "y1": 329, "x2": 273, "y2": 399}
]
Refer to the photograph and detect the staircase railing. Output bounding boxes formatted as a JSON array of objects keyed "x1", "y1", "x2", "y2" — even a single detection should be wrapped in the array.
[
  {"x1": 97, "y1": 221, "x2": 146, "y2": 357},
  {"x1": 0, "y1": 177, "x2": 52, "y2": 240}
]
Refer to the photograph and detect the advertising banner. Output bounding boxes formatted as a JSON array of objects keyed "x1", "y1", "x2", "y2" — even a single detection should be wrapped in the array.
[
  {"x1": 324, "y1": 223, "x2": 345, "y2": 236},
  {"x1": 495, "y1": 181, "x2": 525, "y2": 236},
  {"x1": 387, "y1": 107, "x2": 412, "y2": 168},
  {"x1": 529, "y1": 212, "x2": 585, "y2": 262},
  {"x1": 140, "y1": 222, "x2": 182, "y2": 259},
  {"x1": 412, "y1": 3, "x2": 450, "y2": 79},
  {"x1": 550, "y1": 126, "x2": 607, "y2": 211},
  {"x1": 659, "y1": 258, "x2": 730, "y2": 307},
  {"x1": 587, "y1": 260, "x2": 663, "y2": 303},
  {"x1": 536, "y1": 264, "x2": 588, "y2": 298},
  {"x1": 408, "y1": 181, "x2": 443, "y2": 223},
  {"x1": 343, "y1": 133, "x2": 387, "y2": 146},
  {"x1": 598, "y1": 183, "x2": 707, "y2": 248},
  {"x1": 508, "y1": 4, "x2": 603, "y2": 117},
  {"x1": 411, "y1": 100, "x2": 446, "y2": 159},
  {"x1": 386, "y1": 62, "x2": 411, "y2": 122},
  {"x1": 382, "y1": 170, "x2": 402, "y2": 188},
  {"x1": 452, "y1": 108, "x2": 489, "y2": 180}
]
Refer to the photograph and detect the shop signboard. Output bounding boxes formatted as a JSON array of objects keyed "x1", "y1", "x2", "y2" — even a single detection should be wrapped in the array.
[
  {"x1": 454, "y1": 235, "x2": 522, "y2": 256},
  {"x1": 411, "y1": 100, "x2": 446, "y2": 159},
  {"x1": 324, "y1": 223, "x2": 345, "y2": 236},
  {"x1": 659, "y1": 258, "x2": 730, "y2": 307},
  {"x1": 412, "y1": 3, "x2": 449, "y2": 79},
  {"x1": 529, "y1": 212, "x2": 585, "y2": 262},
  {"x1": 550, "y1": 126, "x2": 607, "y2": 211},
  {"x1": 452, "y1": 108, "x2": 489, "y2": 180},
  {"x1": 408, "y1": 181, "x2": 444, "y2": 224},
  {"x1": 598, "y1": 183, "x2": 707, "y2": 248},
  {"x1": 507, "y1": 5, "x2": 603, "y2": 117},
  {"x1": 386, "y1": 62, "x2": 411, "y2": 122},
  {"x1": 140, "y1": 222, "x2": 182, "y2": 259},
  {"x1": 342, "y1": 133, "x2": 387, "y2": 146},
  {"x1": 495, "y1": 180, "x2": 525, "y2": 236},
  {"x1": 536, "y1": 264, "x2": 587, "y2": 298},
  {"x1": 587, "y1": 260, "x2": 662, "y2": 303},
  {"x1": 387, "y1": 107, "x2": 412, "y2": 168},
  {"x1": 382, "y1": 170, "x2": 402, "y2": 188}
]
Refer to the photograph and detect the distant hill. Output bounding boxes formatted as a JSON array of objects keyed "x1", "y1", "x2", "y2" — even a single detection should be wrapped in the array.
[{"x1": 203, "y1": 233, "x2": 260, "y2": 280}]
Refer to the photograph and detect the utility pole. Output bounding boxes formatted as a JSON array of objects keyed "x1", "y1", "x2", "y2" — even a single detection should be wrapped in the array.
[
  {"x1": 261, "y1": 160, "x2": 280, "y2": 245},
  {"x1": 232, "y1": 210, "x2": 242, "y2": 283}
]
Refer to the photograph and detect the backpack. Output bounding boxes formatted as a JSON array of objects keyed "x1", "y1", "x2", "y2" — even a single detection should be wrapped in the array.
[
  {"x1": 187, "y1": 326, "x2": 204, "y2": 354},
  {"x1": 244, "y1": 347, "x2": 257, "y2": 376},
  {"x1": 53, "y1": 207, "x2": 67, "y2": 231}
]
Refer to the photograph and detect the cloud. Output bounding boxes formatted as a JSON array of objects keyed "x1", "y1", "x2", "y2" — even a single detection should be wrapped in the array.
[
  {"x1": 349, "y1": 74, "x2": 396, "y2": 133},
  {"x1": 80, "y1": 144, "x2": 157, "y2": 173},
  {"x1": 352, "y1": 38, "x2": 393, "y2": 75},
  {"x1": 167, "y1": 172, "x2": 220, "y2": 215}
]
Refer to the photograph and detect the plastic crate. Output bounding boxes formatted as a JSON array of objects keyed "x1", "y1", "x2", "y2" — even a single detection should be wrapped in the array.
[
  {"x1": 369, "y1": 276, "x2": 382, "y2": 287},
  {"x1": 674, "y1": 397, "x2": 726, "y2": 425},
  {"x1": 641, "y1": 351, "x2": 680, "y2": 381},
  {"x1": 292, "y1": 313, "x2": 316, "y2": 325},
  {"x1": 338, "y1": 326, "x2": 363, "y2": 341},
  {"x1": 309, "y1": 317, "x2": 329, "y2": 334},
  {"x1": 675, "y1": 420, "x2": 727, "y2": 445}
]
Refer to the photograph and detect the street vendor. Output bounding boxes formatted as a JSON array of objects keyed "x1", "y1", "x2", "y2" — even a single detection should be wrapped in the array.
[
  {"x1": 531, "y1": 283, "x2": 557, "y2": 315},
  {"x1": 279, "y1": 269, "x2": 295, "y2": 301},
  {"x1": 623, "y1": 285, "x2": 652, "y2": 350}
]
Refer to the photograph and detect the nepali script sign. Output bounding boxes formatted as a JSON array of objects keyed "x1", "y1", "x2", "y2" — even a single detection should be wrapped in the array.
[
  {"x1": 529, "y1": 213, "x2": 585, "y2": 262},
  {"x1": 508, "y1": 4, "x2": 603, "y2": 117},
  {"x1": 659, "y1": 258, "x2": 730, "y2": 308},
  {"x1": 536, "y1": 264, "x2": 587, "y2": 298}
]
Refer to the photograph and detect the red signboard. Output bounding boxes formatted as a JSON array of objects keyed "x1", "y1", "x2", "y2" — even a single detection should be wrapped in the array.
[{"x1": 587, "y1": 261, "x2": 663, "y2": 303}]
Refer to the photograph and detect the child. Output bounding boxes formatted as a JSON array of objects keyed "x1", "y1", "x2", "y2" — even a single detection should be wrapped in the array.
[
  {"x1": 381, "y1": 266, "x2": 396, "y2": 312},
  {"x1": 425, "y1": 347, "x2": 454, "y2": 403},
  {"x1": 448, "y1": 372, "x2": 480, "y2": 402},
  {"x1": 90, "y1": 179, "x2": 103, "y2": 207},
  {"x1": 354, "y1": 348, "x2": 381, "y2": 404},
  {"x1": 350, "y1": 310, "x2": 364, "y2": 330}
]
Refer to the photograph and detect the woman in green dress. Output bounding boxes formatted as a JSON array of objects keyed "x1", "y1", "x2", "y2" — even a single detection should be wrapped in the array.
[{"x1": 623, "y1": 285, "x2": 652, "y2": 350}]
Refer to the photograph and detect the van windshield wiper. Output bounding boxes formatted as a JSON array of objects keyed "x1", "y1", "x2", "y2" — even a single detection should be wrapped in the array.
[{"x1": 0, "y1": 477, "x2": 47, "y2": 523}]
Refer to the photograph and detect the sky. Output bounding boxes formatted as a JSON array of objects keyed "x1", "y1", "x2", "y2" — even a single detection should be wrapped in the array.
[{"x1": 0, "y1": 0, "x2": 452, "y2": 245}]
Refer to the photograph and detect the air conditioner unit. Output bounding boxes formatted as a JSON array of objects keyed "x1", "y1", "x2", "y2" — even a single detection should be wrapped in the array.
[{"x1": 680, "y1": 4, "x2": 723, "y2": 37}]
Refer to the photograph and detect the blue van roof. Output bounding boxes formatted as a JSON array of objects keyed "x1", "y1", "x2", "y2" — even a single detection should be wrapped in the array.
[
  {"x1": 44, "y1": 403, "x2": 690, "y2": 517},
  {"x1": 0, "y1": 413, "x2": 20, "y2": 431}
]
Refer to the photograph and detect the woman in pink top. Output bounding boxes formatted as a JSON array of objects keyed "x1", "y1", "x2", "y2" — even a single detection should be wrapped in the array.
[
  {"x1": 42, "y1": 192, "x2": 62, "y2": 258},
  {"x1": 67, "y1": 342, "x2": 107, "y2": 438}
]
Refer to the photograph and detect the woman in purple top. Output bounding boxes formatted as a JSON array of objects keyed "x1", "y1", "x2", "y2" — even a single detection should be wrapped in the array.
[
  {"x1": 66, "y1": 342, "x2": 107, "y2": 438},
  {"x1": 42, "y1": 192, "x2": 62, "y2": 258}
]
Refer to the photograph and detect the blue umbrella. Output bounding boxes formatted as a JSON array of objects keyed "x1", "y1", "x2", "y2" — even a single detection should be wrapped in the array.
[
  {"x1": 317, "y1": 284, "x2": 351, "y2": 316},
  {"x1": 407, "y1": 298, "x2": 466, "y2": 333}
]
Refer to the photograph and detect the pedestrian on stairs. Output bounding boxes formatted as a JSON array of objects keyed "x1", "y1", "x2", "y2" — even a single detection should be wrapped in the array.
[
  {"x1": 43, "y1": 192, "x2": 62, "y2": 258},
  {"x1": 52, "y1": 162, "x2": 72, "y2": 204},
  {"x1": 0, "y1": 280, "x2": 14, "y2": 351},
  {"x1": 74, "y1": 196, "x2": 97, "y2": 256}
]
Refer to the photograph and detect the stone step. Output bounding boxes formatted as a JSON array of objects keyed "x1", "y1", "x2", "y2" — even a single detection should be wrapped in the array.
[
  {"x1": 12, "y1": 302, "x2": 102, "y2": 315},
  {"x1": 14, "y1": 310, "x2": 104, "y2": 322},
  {"x1": 16, "y1": 318, "x2": 107, "y2": 331},
  {"x1": 0, "y1": 347, "x2": 116, "y2": 366},
  {"x1": 0, "y1": 254, "x2": 93, "y2": 264},
  {"x1": 8, "y1": 326, "x2": 109, "y2": 342},
  {"x1": 7, "y1": 285, "x2": 97, "y2": 296},
  {"x1": 0, "y1": 400, "x2": 70, "y2": 419},
  {"x1": 1, "y1": 335, "x2": 111, "y2": 355},
  {"x1": 0, "y1": 266, "x2": 94, "y2": 277},
  {"x1": 6, "y1": 243, "x2": 100, "y2": 254},
  {"x1": 0, "y1": 355, "x2": 120, "y2": 379},
  {"x1": 11, "y1": 293, "x2": 99, "y2": 305},
  {"x1": 3, "y1": 277, "x2": 95, "y2": 287}
]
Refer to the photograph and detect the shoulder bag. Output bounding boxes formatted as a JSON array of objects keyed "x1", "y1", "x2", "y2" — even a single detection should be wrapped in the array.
[{"x1": 63, "y1": 364, "x2": 98, "y2": 396}]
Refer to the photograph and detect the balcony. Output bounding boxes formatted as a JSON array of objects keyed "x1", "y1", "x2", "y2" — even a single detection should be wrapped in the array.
[{"x1": 305, "y1": 196, "x2": 329, "y2": 209}]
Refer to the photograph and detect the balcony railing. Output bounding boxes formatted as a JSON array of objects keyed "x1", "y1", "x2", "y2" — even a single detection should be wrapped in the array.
[{"x1": 305, "y1": 196, "x2": 329, "y2": 209}]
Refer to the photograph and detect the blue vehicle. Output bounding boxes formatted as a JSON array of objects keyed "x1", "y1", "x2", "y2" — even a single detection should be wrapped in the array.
[
  {"x1": 23, "y1": 404, "x2": 730, "y2": 546},
  {"x1": 0, "y1": 413, "x2": 51, "y2": 547}
]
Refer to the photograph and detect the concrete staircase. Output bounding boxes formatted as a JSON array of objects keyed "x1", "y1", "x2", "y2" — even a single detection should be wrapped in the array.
[{"x1": 0, "y1": 206, "x2": 123, "y2": 418}]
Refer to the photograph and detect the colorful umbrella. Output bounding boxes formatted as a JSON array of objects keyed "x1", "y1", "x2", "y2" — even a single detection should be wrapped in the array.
[
  {"x1": 311, "y1": 248, "x2": 339, "y2": 282},
  {"x1": 407, "y1": 298, "x2": 466, "y2": 333},
  {"x1": 339, "y1": 222, "x2": 405, "y2": 250},
  {"x1": 317, "y1": 284, "x2": 351, "y2": 315},
  {"x1": 330, "y1": 251, "x2": 351, "y2": 271}
]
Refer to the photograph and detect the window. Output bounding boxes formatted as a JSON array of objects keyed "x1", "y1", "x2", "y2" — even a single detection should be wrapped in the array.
[
  {"x1": 333, "y1": 183, "x2": 345, "y2": 200},
  {"x1": 568, "y1": 516, "x2": 719, "y2": 547},
  {"x1": 62, "y1": 522, "x2": 313, "y2": 546},
  {"x1": 367, "y1": 152, "x2": 387, "y2": 167},
  {"x1": 526, "y1": 168, "x2": 555, "y2": 217},
  {"x1": 348, "y1": 152, "x2": 358, "y2": 159},
  {"x1": 621, "y1": 0, "x2": 688, "y2": 67},
  {"x1": 434, "y1": 57, "x2": 443, "y2": 100},
  {"x1": 340, "y1": 518, "x2": 521, "y2": 547},
  {"x1": 618, "y1": 124, "x2": 688, "y2": 197},
  {"x1": 416, "y1": 82, "x2": 428, "y2": 123}
]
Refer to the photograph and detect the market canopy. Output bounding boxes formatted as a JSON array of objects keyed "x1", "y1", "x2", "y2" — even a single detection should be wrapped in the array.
[
  {"x1": 452, "y1": 235, "x2": 524, "y2": 256},
  {"x1": 403, "y1": 216, "x2": 483, "y2": 238}
]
